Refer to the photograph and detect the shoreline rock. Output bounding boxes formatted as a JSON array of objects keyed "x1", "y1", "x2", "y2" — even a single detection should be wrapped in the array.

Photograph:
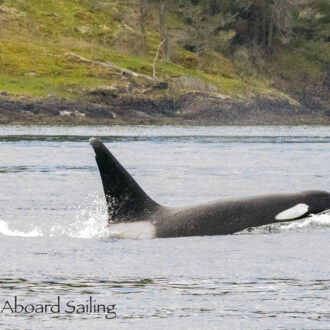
[{"x1": 0, "y1": 93, "x2": 329, "y2": 126}]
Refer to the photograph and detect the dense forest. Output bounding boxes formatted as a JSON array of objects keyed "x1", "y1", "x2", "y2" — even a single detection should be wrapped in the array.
[
  {"x1": 136, "y1": 0, "x2": 329, "y2": 108},
  {"x1": 0, "y1": 0, "x2": 329, "y2": 124}
]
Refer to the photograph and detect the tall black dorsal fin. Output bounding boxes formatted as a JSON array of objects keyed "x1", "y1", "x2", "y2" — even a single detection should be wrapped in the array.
[{"x1": 90, "y1": 138, "x2": 159, "y2": 223}]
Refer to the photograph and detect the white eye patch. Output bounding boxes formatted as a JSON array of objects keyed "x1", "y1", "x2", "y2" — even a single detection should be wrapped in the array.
[{"x1": 275, "y1": 203, "x2": 309, "y2": 221}]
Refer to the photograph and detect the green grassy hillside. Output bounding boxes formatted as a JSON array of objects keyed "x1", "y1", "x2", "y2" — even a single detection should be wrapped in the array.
[
  {"x1": 0, "y1": 0, "x2": 277, "y2": 100},
  {"x1": 0, "y1": 0, "x2": 328, "y2": 111}
]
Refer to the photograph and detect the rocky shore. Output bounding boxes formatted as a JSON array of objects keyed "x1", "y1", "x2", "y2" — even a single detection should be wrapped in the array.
[{"x1": 0, "y1": 92, "x2": 329, "y2": 126}]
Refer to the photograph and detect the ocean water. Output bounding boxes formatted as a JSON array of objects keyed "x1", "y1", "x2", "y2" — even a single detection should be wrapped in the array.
[{"x1": 0, "y1": 125, "x2": 329, "y2": 329}]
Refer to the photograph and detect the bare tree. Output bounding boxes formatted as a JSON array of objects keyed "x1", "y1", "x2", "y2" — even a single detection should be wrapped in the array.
[
  {"x1": 267, "y1": 1, "x2": 275, "y2": 54},
  {"x1": 139, "y1": 0, "x2": 148, "y2": 54},
  {"x1": 261, "y1": 0, "x2": 266, "y2": 54},
  {"x1": 208, "y1": 0, "x2": 219, "y2": 16},
  {"x1": 153, "y1": 39, "x2": 165, "y2": 78},
  {"x1": 159, "y1": 0, "x2": 168, "y2": 60},
  {"x1": 267, "y1": 0, "x2": 293, "y2": 54}
]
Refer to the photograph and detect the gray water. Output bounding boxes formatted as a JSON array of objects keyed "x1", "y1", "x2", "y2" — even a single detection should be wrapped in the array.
[{"x1": 0, "y1": 125, "x2": 329, "y2": 329}]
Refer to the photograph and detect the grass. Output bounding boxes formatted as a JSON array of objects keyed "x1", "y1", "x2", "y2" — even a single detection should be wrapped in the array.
[
  {"x1": 0, "y1": 39, "x2": 114, "y2": 97},
  {"x1": 0, "y1": 0, "x2": 274, "y2": 99}
]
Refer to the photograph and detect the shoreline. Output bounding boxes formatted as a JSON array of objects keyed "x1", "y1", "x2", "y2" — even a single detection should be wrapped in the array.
[
  {"x1": 1, "y1": 115, "x2": 329, "y2": 126},
  {"x1": 1, "y1": 94, "x2": 329, "y2": 126}
]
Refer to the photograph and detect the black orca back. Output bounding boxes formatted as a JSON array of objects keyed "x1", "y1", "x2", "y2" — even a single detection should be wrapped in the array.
[{"x1": 90, "y1": 138, "x2": 159, "y2": 223}]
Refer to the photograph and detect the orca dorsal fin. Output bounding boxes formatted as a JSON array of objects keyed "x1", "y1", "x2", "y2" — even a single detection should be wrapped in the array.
[{"x1": 90, "y1": 138, "x2": 159, "y2": 223}]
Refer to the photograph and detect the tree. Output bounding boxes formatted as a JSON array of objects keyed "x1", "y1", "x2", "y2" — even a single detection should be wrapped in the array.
[
  {"x1": 178, "y1": 2, "x2": 236, "y2": 55},
  {"x1": 138, "y1": 0, "x2": 148, "y2": 54},
  {"x1": 159, "y1": 0, "x2": 168, "y2": 60},
  {"x1": 231, "y1": 0, "x2": 294, "y2": 56},
  {"x1": 266, "y1": 0, "x2": 293, "y2": 54},
  {"x1": 208, "y1": 0, "x2": 219, "y2": 16}
]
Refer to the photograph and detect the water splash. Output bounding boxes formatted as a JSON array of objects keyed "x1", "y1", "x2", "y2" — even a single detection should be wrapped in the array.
[
  {"x1": 278, "y1": 211, "x2": 330, "y2": 231},
  {"x1": 238, "y1": 210, "x2": 330, "y2": 235},
  {"x1": 0, "y1": 206, "x2": 329, "y2": 239},
  {"x1": 0, "y1": 220, "x2": 43, "y2": 237},
  {"x1": 50, "y1": 196, "x2": 109, "y2": 239}
]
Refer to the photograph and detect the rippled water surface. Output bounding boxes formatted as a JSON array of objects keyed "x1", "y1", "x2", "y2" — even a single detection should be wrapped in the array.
[{"x1": 0, "y1": 125, "x2": 329, "y2": 328}]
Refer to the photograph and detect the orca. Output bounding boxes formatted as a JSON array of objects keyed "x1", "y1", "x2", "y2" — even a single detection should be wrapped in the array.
[{"x1": 90, "y1": 138, "x2": 330, "y2": 238}]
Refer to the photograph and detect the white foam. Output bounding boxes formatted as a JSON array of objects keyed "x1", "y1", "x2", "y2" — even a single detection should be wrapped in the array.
[
  {"x1": 50, "y1": 197, "x2": 109, "y2": 239},
  {"x1": 50, "y1": 196, "x2": 156, "y2": 239},
  {"x1": 0, "y1": 220, "x2": 43, "y2": 237},
  {"x1": 278, "y1": 212, "x2": 330, "y2": 230},
  {"x1": 238, "y1": 210, "x2": 330, "y2": 235}
]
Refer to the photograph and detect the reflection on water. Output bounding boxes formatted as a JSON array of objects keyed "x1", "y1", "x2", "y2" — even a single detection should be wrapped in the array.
[
  {"x1": 1, "y1": 135, "x2": 330, "y2": 143},
  {"x1": 0, "y1": 165, "x2": 94, "y2": 173},
  {"x1": 1, "y1": 276, "x2": 329, "y2": 322}
]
